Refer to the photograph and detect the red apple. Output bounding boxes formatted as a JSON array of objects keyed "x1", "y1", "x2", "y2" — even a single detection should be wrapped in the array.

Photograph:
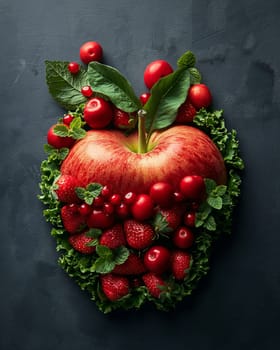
[{"x1": 60, "y1": 125, "x2": 227, "y2": 196}]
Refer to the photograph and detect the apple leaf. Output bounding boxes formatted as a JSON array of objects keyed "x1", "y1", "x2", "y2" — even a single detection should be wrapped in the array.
[
  {"x1": 144, "y1": 68, "x2": 190, "y2": 134},
  {"x1": 87, "y1": 62, "x2": 141, "y2": 113},
  {"x1": 45, "y1": 61, "x2": 88, "y2": 110}
]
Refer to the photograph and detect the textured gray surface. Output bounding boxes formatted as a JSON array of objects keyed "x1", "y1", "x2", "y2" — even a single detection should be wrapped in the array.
[{"x1": 1, "y1": 0, "x2": 280, "y2": 349}]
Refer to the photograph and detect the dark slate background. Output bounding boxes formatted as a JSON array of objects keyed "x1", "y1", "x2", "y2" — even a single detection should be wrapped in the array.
[{"x1": 1, "y1": 0, "x2": 280, "y2": 349}]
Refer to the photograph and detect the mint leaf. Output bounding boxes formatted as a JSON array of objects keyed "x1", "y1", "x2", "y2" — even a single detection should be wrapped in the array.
[
  {"x1": 45, "y1": 61, "x2": 88, "y2": 110},
  {"x1": 70, "y1": 127, "x2": 86, "y2": 140},
  {"x1": 207, "y1": 196, "x2": 223, "y2": 210},
  {"x1": 87, "y1": 62, "x2": 141, "y2": 112},
  {"x1": 215, "y1": 185, "x2": 227, "y2": 197},
  {"x1": 96, "y1": 245, "x2": 113, "y2": 258},
  {"x1": 189, "y1": 67, "x2": 202, "y2": 84},
  {"x1": 204, "y1": 178, "x2": 217, "y2": 194},
  {"x1": 205, "y1": 216, "x2": 216, "y2": 231},
  {"x1": 86, "y1": 228, "x2": 102, "y2": 238},
  {"x1": 114, "y1": 246, "x2": 129, "y2": 265},
  {"x1": 94, "y1": 257, "x2": 115, "y2": 274},
  {"x1": 177, "y1": 51, "x2": 196, "y2": 68},
  {"x1": 53, "y1": 124, "x2": 69, "y2": 137},
  {"x1": 75, "y1": 183, "x2": 103, "y2": 205},
  {"x1": 144, "y1": 68, "x2": 190, "y2": 134}
]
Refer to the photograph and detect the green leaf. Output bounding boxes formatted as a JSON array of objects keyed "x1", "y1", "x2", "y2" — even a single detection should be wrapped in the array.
[
  {"x1": 87, "y1": 183, "x2": 103, "y2": 196},
  {"x1": 86, "y1": 228, "x2": 102, "y2": 238},
  {"x1": 70, "y1": 117, "x2": 83, "y2": 129},
  {"x1": 204, "y1": 178, "x2": 217, "y2": 194},
  {"x1": 215, "y1": 185, "x2": 227, "y2": 197},
  {"x1": 114, "y1": 246, "x2": 129, "y2": 265},
  {"x1": 207, "y1": 196, "x2": 223, "y2": 210},
  {"x1": 75, "y1": 187, "x2": 86, "y2": 200},
  {"x1": 153, "y1": 213, "x2": 173, "y2": 234},
  {"x1": 87, "y1": 61, "x2": 141, "y2": 112},
  {"x1": 144, "y1": 68, "x2": 190, "y2": 134},
  {"x1": 205, "y1": 216, "x2": 216, "y2": 231},
  {"x1": 94, "y1": 257, "x2": 115, "y2": 274},
  {"x1": 45, "y1": 61, "x2": 88, "y2": 109},
  {"x1": 75, "y1": 183, "x2": 103, "y2": 205},
  {"x1": 189, "y1": 67, "x2": 202, "y2": 84},
  {"x1": 53, "y1": 124, "x2": 69, "y2": 137},
  {"x1": 177, "y1": 50, "x2": 196, "y2": 68},
  {"x1": 70, "y1": 127, "x2": 86, "y2": 140},
  {"x1": 96, "y1": 245, "x2": 113, "y2": 258}
]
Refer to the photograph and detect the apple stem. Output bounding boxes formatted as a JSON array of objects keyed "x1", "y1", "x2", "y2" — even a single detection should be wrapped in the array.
[{"x1": 137, "y1": 109, "x2": 147, "y2": 153}]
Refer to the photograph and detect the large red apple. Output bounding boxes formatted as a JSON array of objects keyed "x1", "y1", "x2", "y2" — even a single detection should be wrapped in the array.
[{"x1": 60, "y1": 125, "x2": 227, "y2": 195}]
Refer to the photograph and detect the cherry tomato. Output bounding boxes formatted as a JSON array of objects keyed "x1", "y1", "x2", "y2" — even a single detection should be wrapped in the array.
[
  {"x1": 144, "y1": 246, "x2": 171, "y2": 274},
  {"x1": 83, "y1": 97, "x2": 113, "y2": 129},
  {"x1": 149, "y1": 182, "x2": 174, "y2": 208},
  {"x1": 188, "y1": 84, "x2": 212, "y2": 109},
  {"x1": 173, "y1": 226, "x2": 194, "y2": 249},
  {"x1": 79, "y1": 41, "x2": 103, "y2": 64},
  {"x1": 68, "y1": 62, "x2": 80, "y2": 74},
  {"x1": 87, "y1": 209, "x2": 114, "y2": 229},
  {"x1": 81, "y1": 85, "x2": 93, "y2": 97},
  {"x1": 179, "y1": 175, "x2": 205, "y2": 200},
  {"x1": 47, "y1": 124, "x2": 75, "y2": 149},
  {"x1": 144, "y1": 60, "x2": 173, "y2": 89},
  {"x1": 131, "y1": 194, "x2": 154, "y2": 221},
  {"x1": 139, "y1": 92, "x2": 151, "y2": 105}
]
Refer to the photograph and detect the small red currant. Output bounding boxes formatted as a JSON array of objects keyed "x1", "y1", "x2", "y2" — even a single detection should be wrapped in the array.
[
  {"x1": 62, "y1": 114, "x2": 74, "y2": 126},
  {"x1": 81, "y1": 85, "x2": 93, "y2": 97}
]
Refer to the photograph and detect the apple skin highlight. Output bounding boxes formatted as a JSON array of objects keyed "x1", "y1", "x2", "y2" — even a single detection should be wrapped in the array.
[{"x1": 61, "y1": 125, "x2": 227, "y2": 196}]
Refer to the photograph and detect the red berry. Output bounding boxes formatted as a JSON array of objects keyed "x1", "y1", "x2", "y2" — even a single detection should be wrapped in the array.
[
  {"x1": 173, "y1": 192, "x2": 184, "y2": 203},
  {"x1": 124, "y1": 220, "x2": 154, "y2": 250},
  {"x1": 62, "y1": 114, "x2": 74, "y2": 126},
  {"x1": 53, "y1": 174, "x2": 80, "y2": 203},
  {"x1": 87, "y1": 209, "x2": 114, "y2": 229},
  {"x1": 101, "y1": 185, "x2": 111, "y2": 198},
  {"x1": 144, "y1": 246, "x2": 171, "y2": 274},
  {"x1": 124, "y1": 192, "x2": 137, "y2": 205},
  {"x1": 47, "y1": 124, "x2": 75, "y2": 149},
  {"x1": 99, "y1": 224, "x2": 126, "y2": 248},
  {"x1": 68, "y1": 62, "x2": 80, "y2": 74},
  {"x1": 184, "y1": 212, "x2": 196, "y2": 227},
  {"x1": 142, "y1": 272, "x2": 166, "y2": 298},
  {"x1": 131, "y1": 194, "x2": 154, "y2": 221},
  {"x1": 80, "y1": 41, "x2": 103, "y2": 64},
  {"x1": 170, "y1": 250, "x2": 191, "y2": 280},
  {"x1": 149, "y1": 181, "x2": 174, "y2": 208},
  {"x1": 179, "y1": 175, "x2": 205, "y2": 200},
  {"x1": 103, "y1": 202, "x2": 115, "y2": 215},
  {"x1": 116, "y1": 203, "x2": 129, "y2": 219},
  {"x1": 173, "y1": 226, "x2": 194, "y2": 249},
  {"x1": 139, "y1": 92, "x2": 151, "y2": 105},
  {"x1": 61, "y1": 204, "x2": 86, "y2": 234},
  {"x1": 81, "y1": 85, "x2": 93, "y2": 97},
  {"x1": 188, "y1": 84, "x2": 212, "y2": 109},
  {"x1": 157, "y1": 206, "x2": 184, "y2": 232},
  {"x1": 113, "y1": 254, "x2": 146, "y2": 275},
  {"x1": 83, "y1": 97, "x2": 113, "y2": 129},
  {"x1": 79, "y1": 203, "x2": 92, "y2": 216},
  {"x1": 93, "y1": 196, "x2": 104, "y2": 208},
  {"x1": 100, "y1": 274, "x2": 129, "y2": 301},
  {"x1": 175, "y1": 99, "x2": 197, "y2": 124},
  {"x1": 144, "y1": 60, "x2": 173, "y2": 89},
  {"x1": 109, "y1": 194, "x2": 122, "y2": 206},
  {"x1": 113, "y1": 108, "x2": 136, "y2": 130},
  {"x1": 68, "y1": 231, "x2": 96, "y2": 254}
]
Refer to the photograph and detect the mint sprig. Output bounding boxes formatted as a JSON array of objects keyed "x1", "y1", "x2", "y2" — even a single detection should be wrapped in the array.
[
  {"x1": 54, "y1": 116, "x2": 86, "y2": 140},
  {"x1": 75, "y1": 183, "x2": 103, "y2": 205},
  {"x1": 93, "y1": 245, "x2": 129, "y2": 274}
]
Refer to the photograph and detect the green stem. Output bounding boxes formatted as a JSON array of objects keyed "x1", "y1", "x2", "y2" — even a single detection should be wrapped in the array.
[{"x1": 137, "y1": 109, "x2": 147, "y2": 153}]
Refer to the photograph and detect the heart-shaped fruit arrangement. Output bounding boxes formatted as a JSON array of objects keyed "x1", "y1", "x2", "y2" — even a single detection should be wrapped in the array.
[{"x1": 39, "y1": 41, "x2": 244, "y2": 313}]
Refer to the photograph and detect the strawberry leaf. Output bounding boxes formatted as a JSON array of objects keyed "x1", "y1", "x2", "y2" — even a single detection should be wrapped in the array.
[
  {"x1": 144, "y1": 68, "x2": 190, "y2": 134},
  {"x1": 45, "y1": 61, "x2": 88, "y2": 110},
  {"x1": 87, "y1": 62, "x2": 141, "y2": 113},
  {"x1": 113, "y1": 246, "x2": 129, "y2": 265}
]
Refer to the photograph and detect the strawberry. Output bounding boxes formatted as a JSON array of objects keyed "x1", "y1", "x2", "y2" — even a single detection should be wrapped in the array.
[
  {"x1": 68, "y1": 231, "x2": 96, "y2": 254},
  {"x1": 124, "y1": 220, "x2": 154, "y2": 250},
  {"x1": 100, "y1": 273, "x2": 130, "y2": 301},
  {"x1": 99, "y1": 224, "x2": 126, "y2": 248},
  {"x1": 113, "y1": 253, "x2": 146, "y2": 275},
  {"x1": 156, "y1": 206, "x2": 184, "y2": 233},
  {"x1": 175, "y1": 98, "x2": 197, "y2": 124},
  {"x1": 113, "y1": 107, "x2": 136, "y2": 130},
  {"x1": 54, "y1": 174, "x2": 80, "y2": 203},
  {"x1": 142, "y1": 272, "x2": 166, "y2": 298},
  {"x1": 170, "y1": 250, "x2": 191, "y2": 280},
  {"x1": 61, "y1": 204, "x2": 86, "y2": 233}
]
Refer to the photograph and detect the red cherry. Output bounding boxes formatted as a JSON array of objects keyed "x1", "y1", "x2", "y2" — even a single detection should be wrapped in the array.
[
  {"x1": 87, "y1": 209, "x2": 114, "y2": 229},
  {"x1": 79, "y1": 41, "x2": 103, "y2": 64},
  {"x1": 47, "y1": 124, "x2": 75, "y2": 149},
  {"x1": 144, "y1": 60, "x2": 173, "y2": 89},
  {"x1": 81, "y1": 85, "x2": 93, "y2": 97},
  {"x1": 124, "y1": 192, "x2": 137, "y2": 205},
  {"x1": 79, "y1": 203, "x2": 92, "y2": 216},
  {"x1": 101, "y1": 185, "x2": 111, "y2": 198},
  {"x1": 93, "y1": 196, "x2": 104, "y2": 208},
  {"x1": 131, "y1": 194, "x2": 154, "y2": 221},
  {"x1": 179, "y1": 175, "x2": 205, "y2": 200},
  {"x1": 173, "y1": 192, "x2": 184, "y2": 203},
  {"x1": 83, "y1": 97, "x2": 113, "y2": 129},
  {"x1": 188, "y1": 84, "x2": 212, "y2": 109},
  {"x1": 62, "y1": 114, "x2": 74, "y2": 126},
  {"x1": 149, "y1": 182, "x2": 173, "y2": 208},
  {"x1": 144, "y1": 246, "x2": 171, "y2": 274},
  {"x1": 68, "y1": 62, "x2": 80, "y2": 74},
  {"x1": 139, "y1": 92, "x2": 151, "y2": 105},
  {"x1": 116, "y1": 203, "x2": 129, "y2": 219},
  {"x1": 103, "y1": 202, "x2": 115, "y2": 215},
  {"x1": 184, "y1": 212, "x2": 196, "y2": 227},
  {"x1": 110, "y1": 194, "x2": 122, "y2": 206},
  {"x1": 173, "y1": 226, "x2": 194, "y2": 249}
]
